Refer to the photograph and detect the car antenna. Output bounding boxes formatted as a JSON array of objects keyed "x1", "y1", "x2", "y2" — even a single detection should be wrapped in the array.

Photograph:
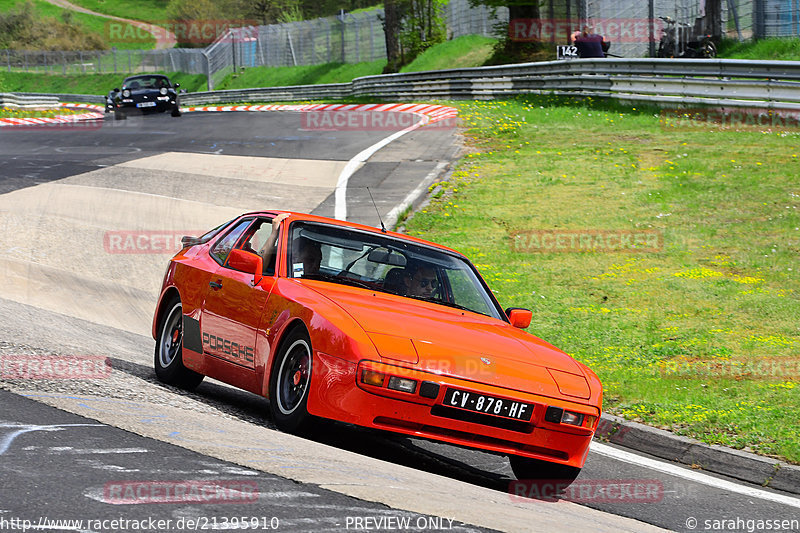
[{"x1": 366, "y1": 187, "x2": 386, "y2": 233}]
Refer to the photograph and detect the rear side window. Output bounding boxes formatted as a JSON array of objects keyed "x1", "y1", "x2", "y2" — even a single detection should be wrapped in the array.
[{"x1": 210, "y1": 219, "x2": 252, "y2": 265}]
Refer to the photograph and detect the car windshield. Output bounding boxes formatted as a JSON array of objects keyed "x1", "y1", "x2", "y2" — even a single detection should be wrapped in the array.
[
  {"x1": 124, "y1": 76, "x2": 168, "y2": 89},
  {"x1": 288, "y1": 221, "x2": 504, "y2": 320}
]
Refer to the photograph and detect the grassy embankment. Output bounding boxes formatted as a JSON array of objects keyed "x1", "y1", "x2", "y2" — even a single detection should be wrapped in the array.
[
  {"x1": 0, "y1": 34, "x2": 496, "y2": 97},
  {"x1": 61, "y1": 0, "x2": 169, "y2": 24},
  {"x1": 405, "y1": 96, "x2": 799, "y2": 462},
  {"x1": 718, "y1": 37, "x2": 800, "y2": 61},
  {"x1": 0, "y1": 0, "x2": 155, "y2": 49}
]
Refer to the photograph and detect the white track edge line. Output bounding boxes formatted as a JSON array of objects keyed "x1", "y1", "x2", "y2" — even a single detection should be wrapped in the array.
[{"x1": 590, "y1": 441, "x2": 800, "y2": 508}]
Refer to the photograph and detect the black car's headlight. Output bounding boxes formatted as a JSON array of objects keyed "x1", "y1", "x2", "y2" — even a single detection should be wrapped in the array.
[
  {"x1": 160, "y1": 87, "x2": 168, "y2": 95},
  {"x1": 122, "y1": 89, "x2": 130, "y2": 98}
]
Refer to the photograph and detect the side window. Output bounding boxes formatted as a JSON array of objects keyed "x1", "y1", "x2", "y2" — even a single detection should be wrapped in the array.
[
  {"x1": 236, "y1": 218, "x2": 280, "y2": 276},
  {"x1": 210, "y1": 219, "x2": 252, "y2": 265}
]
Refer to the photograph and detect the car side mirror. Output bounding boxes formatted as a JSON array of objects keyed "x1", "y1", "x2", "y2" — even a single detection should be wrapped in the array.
[
  {"x1": 113, "y1": 88, "x2": 119, "y2": 92},
  {"x1": 228, "y1": 249, "x2": 263, "y2": 286},
  {"x1": 174, "y1": 82, "x2": 180, "y2": 88},
  {"x1": 505, "y1": 308, "x2": 532, "y2": 329}
]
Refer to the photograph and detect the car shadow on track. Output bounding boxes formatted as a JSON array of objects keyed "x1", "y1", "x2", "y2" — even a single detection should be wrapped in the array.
[{"x1": 111, "y1": 356, "x2": 567, "y2": 503}]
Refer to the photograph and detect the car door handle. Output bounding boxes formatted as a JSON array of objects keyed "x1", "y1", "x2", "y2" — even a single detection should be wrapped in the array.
[{"x1": 209, "y1": 281, "x2": 223, "y2": 290}]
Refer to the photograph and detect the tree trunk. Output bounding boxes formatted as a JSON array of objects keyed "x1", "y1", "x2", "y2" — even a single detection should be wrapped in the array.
[{"x1": 383, "y1": 0, "x2": 401, "y2": 73}]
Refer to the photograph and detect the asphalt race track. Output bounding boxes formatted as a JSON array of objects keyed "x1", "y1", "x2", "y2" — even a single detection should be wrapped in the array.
[{"x1": 1, "y1": 110, "x2": 798, "y2": 532}]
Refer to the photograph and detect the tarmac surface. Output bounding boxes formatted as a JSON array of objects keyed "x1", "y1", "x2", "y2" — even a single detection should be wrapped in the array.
[{"x1": 1, "y1": 109, "x2": 798, "y2": 532}]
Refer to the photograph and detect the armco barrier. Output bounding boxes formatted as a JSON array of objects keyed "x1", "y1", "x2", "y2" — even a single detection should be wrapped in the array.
[
  {"x1": 180, "y1": 83, "x2": 350, "y2": 106},
  {"x1": 11, "y1": 57, "x2": 800, "y2": 112},
  {"x1": 184, "y1": 58, "x2": 800, "y2": 112},
  {"x1": 0, "y1": 93, "x2": 59, "y2": 108}
]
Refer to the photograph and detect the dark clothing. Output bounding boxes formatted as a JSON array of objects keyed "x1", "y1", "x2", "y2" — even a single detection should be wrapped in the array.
[{"x1": 574, "y1": 33, "x2": 606, "y2": 58}]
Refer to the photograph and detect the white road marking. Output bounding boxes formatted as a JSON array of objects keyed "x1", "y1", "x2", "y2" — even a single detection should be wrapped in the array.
[
  {"x1": 385, "y1": 161, "x2": 448, "y2": 229},
  {"x1": 334, "y1": 113, "x2": 430, "y2": 221},
  {"x1": 591, "y1": 441, "x2": 800, "y2": 508},
  {"x1": 0, "y1": 423, "x2": 104, "y2": 455}
]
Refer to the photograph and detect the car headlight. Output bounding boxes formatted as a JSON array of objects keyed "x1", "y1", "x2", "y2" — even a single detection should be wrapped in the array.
[
  {"x1": 160, "y1": 87, "x2": 168, "y2": 95},
  {"x1": 122, "y1": 89, "x2": 130, "y2": 97}
]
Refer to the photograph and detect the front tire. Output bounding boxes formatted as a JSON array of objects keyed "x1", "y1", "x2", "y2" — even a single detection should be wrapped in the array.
[
  {"x1": 269, "y1": 327, "x2": 314, "y2": 433},
  {"x1": 171, "y1": 106, "x2": 182, "y2": 117},
  {"x1": 509, "y1": 455, "x2": 581, "y2": 485},
  {"x1": 114, "y1": 109, "x2": 126, "y2": 121},
  {"x1": 701, "y1": 41, "x2": 717, "y2": 58},
  {"x1": 154, "y1": 299, "x2": 204, "y2": 390}
]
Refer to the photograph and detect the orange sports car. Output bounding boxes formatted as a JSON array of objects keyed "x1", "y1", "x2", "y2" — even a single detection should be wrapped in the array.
[{"x1": 152, "y1": 211, "x2": 602, "y2": 482}]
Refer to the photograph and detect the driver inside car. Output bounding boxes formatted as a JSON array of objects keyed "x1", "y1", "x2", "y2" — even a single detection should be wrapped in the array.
[{"x1": 403, "y1": 262, "x2": 438, "y2": 298}]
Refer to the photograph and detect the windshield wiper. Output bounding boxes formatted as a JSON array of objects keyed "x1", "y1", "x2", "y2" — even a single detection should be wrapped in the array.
[
  {"x1": 302, "y1": 273, "x2": 373, "y2": 290},
  {"x1": 409, "y1": 296, "x2": 491, "y2": 317}
]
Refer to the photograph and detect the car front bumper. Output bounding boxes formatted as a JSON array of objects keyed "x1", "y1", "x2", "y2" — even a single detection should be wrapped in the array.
[{"x1": 308, "y1": 353, "x2": 599, "y2": 468}]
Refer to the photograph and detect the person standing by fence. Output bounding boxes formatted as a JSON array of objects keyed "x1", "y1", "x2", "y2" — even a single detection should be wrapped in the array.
[{"x1": 570, "y1": 25, "x2": 609, "y2": 58}]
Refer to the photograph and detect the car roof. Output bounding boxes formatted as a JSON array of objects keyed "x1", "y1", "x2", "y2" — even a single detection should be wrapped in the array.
[
  {"x1": 238, "y1": 210, "x2": 463, "y2": 257},
  {"x1": 123, "y1": 74, "x2": 170, "y2": 83}
]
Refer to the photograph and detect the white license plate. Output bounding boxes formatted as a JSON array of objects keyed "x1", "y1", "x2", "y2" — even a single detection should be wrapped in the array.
[
  {"x1": 136, "y1": 102, "x2": 156, "y2": 108},
  {"x1": 443, "y1": 388, "x2": 533, "y2": 421}
]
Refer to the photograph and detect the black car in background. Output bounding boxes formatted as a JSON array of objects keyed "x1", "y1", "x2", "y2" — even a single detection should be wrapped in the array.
[{"x1": 106, "y1": 74, "x2": 182, "y2": 120}]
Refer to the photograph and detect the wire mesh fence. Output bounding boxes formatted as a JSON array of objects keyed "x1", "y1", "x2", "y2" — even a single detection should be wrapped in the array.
[
  {"x1": 2, "y1": 0, "x2": 798, "y2": 89},
  {"x1": 1, "y1": 48, "x2": 208, "y2": 77}
]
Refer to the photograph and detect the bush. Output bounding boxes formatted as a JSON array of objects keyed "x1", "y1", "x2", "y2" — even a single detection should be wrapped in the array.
[{"x1": 0, "y1": 1, "x2": 106, "y2": 50}]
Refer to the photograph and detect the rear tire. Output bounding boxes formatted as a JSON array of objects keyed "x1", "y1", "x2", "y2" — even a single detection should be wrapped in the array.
[
  {"x1": 269, "y1": 327, "x2": 314, "y2": 433},
  {"x1": 509, "y1": 455, "x2": 581, "y2": 485},
  {"x1": 154, "y1": 299, "x2": 204, "y2": 390}
]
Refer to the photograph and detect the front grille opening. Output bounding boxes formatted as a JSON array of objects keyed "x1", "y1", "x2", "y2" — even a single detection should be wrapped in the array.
[
  {"x1": 372, "y1": 416, "x2": 569, "y2": 460},
  {"x1": 431, "y1": 404, "x2": 534, "y2": 433}
]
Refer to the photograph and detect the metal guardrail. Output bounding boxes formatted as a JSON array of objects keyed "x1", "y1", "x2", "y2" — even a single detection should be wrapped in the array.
[
  {"x1": 180, "y1": 83, "x2": 351, "y2": 106},
  {"x1": 12, "y1": 93, "x2": 106, "y2": 105},
  {"x1": 14, "y1": 58, "x2": 800, "y2": 113},
  {"x1": 0, "y1": 93, "x2": 60, "y2": 108}
]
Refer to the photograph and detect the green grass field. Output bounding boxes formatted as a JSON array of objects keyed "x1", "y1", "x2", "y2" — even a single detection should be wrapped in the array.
[
  {"x1": 718, "y1": 37, "x2": 800, "y2": 61},
  {"x1": 215, "y1": 35, "x2": 498, "y2": 90},
  {"x1": 403, "y1": 96, "x2": 800, "y2": 462},
  {"x1": 216, "y1": 61, "x2": 386, "y2": 90},
  {"x1": 0, "y1": 71, "x2": 207, "y2": 93},
  {"x1": 61, "y1": 0, "x2": 169, "y2": 25}
]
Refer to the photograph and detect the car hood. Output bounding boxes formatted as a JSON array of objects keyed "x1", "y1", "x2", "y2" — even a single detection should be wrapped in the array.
[{"x1": 305, "y1": 282, "x2": 590, "y2": 399}]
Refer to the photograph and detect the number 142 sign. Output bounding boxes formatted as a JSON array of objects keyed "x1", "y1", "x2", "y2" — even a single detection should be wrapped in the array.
[{"x1": 557, "y1": 45, "x2": 578, "y2": 60}]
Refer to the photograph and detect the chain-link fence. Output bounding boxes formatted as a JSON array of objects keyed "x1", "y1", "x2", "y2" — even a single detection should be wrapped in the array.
[
  {"x1": 2, "y1": 0, "x2": 798, "y2": 88},
  {"x1": 751, "y1": 0, "x2": 800, "y2": 38},
  {"x1": 1, "y1": 48, "x2": 208, "y2": 77}
]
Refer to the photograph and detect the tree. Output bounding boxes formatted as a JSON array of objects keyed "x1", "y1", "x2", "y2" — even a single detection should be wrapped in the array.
[
  {"x1": 382, "y1": 0, "x2": 446, "y2": 73},
  {"x1": 468, "y1": 0, "x2": 551, "y2": 63},
  {"x1": 383, "y1": 0, "x2": 402, "y2": 73}
]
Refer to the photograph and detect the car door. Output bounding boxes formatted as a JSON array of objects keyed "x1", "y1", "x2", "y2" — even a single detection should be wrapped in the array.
[{"x1": 201, "y1": 217, "x2": 279, "y2": 369}]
